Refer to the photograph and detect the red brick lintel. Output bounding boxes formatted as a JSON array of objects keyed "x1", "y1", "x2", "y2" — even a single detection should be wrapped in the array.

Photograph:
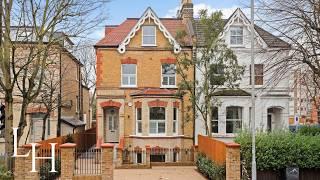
[
  {"x1": 160, "y1": 58, "x2": 176, "y2": 64},
  {"x1": 121, "y1": 57, "x2": 137, "y2": 64}
]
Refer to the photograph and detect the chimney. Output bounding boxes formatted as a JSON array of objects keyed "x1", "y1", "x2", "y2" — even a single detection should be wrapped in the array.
[{"x1": 177, "y1": 0, "x2": 194, "y2": 21}]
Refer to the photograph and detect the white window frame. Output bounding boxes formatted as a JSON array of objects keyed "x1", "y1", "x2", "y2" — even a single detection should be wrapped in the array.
[
  {"x1": 121, "y1": 64, "x2": 137, "y2": 87},
  {"x1": 230, "y1": 26, "x2": 244, "y2": 46},
  {"x1": 173, "y1": 107, "x2": 178, "y2": 135},
  {"x1": 149, "y1": 107, "x2": 166, "y2": 135},
  {"x1": 161, "y1": 64, "x2": 176, "y2": 88},
  {"x1": 136, "y1": 107, "x2": 142, "y2": 135},
  {"x1": 142, "y1": 26, "x2": 156, "y2": 46},
  {"x1": 226, "y1": 106, "x2": 243, "y2": 134}
]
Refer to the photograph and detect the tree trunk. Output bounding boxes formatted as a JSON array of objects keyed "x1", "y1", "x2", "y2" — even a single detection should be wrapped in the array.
[
  {"x1": 17, "y1": 100, "x2": 28, "y2": 144},
  {"x1": 41, "y1": 113, "x2": 49, "y2": 140},
  {"x1": 4, "y1": 95, "x2": 13, "y2": 170}
]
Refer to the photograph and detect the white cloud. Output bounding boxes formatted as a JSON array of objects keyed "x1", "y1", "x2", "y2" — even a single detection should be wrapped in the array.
[{"x1": 165, "y1": 3, "x2": 241, "y2": 19}]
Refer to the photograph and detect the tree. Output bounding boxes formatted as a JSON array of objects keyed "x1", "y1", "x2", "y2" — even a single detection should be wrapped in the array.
[
  {"x1": 0, "y1": 0, "x2": 109, "y2": 170},
  {"x1": 256, "y1": 0, "x2": 320, "y2": 107},
  {"x1": 176, "y1": 10, "x2": 244, "y2": 136}
]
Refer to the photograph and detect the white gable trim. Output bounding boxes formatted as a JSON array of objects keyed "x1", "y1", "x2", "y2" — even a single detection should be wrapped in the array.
[
  {"x1": 118, "y1": 7, "x2": 181, "y2": 54},
  {"x1": 220, "y1": 8, "x2": 267, "y2": 48}
]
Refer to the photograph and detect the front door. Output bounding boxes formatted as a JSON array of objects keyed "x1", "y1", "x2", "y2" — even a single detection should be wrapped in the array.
[
  {"x1": 267, "y1": 113, "x2": 272, "y2": 132},
  {"x1": 105, "y1": 108, "x2": 119, "y2": 143}
]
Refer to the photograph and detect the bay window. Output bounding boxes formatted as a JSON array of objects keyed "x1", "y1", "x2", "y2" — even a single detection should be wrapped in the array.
[
  {"x1": 149, "y1": 107, "x2": 166, "y2": 134},
  {"x1": 226, "y1": 106, "x2": 242, "y2": 133}
]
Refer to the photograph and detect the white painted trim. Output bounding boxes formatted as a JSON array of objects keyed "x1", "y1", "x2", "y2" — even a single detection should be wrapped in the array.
[
  {"x1": 117, "y1": 7, "x2": 181, "y2": 54},
  {"x1": 221, "y1": 8, "x2": 267, "y2": 48}
]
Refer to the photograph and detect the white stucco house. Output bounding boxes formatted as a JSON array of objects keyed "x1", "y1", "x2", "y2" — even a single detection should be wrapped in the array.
[{"x1": 194, "y1": 8, "x2": 291, "y2": 143}]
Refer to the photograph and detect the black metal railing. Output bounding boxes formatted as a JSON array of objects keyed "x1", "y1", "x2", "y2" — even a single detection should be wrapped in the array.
[
  {"x1": 38, "y1": 148, "x2": 61, "y2": 180},
  {"x1": 74, "y1": 148, "x2": 101, "y2": 175}
]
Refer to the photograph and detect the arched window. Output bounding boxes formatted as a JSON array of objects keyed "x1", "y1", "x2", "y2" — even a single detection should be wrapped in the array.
[{"x1": 226, "y1": 106, "x2": 242, "y2": 133}]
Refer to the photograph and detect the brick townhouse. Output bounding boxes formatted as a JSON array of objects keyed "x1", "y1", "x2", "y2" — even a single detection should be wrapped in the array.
[
  {"x1": 95, "y1": 1, "x2": 195, "y2": 163},
  {"x1": 0, "y1": 27, "x2": 90, "y2": 152}
]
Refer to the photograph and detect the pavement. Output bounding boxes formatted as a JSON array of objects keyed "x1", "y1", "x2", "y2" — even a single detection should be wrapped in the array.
[{"x1": 114, "y1": 166, "x2": 207, "y2": 180}]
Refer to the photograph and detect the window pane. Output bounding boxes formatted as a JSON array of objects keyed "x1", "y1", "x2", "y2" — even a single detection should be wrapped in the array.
[
  {"x1": 143, "y1": 36, "x2": 155, "y2": 45},
  {"x1": 150, "y1": 107, "x2": 166, "y2": 120},
  {"x1": 169, "y1": 76, "x2": 175, "y2": 85},
  {"x1": 150, "y1": 122, "x2": 157, "y2": 134},
  {"x1": 122, "y1": 76, "x2": 129, "y2": 85},
  {"x1": 212, "y1": 121, "x2": 218, "y2": 133},
  {"x1": 162, "y1": 64, "x2": 175, "y2": 75},
  {"x1": 158, "y1": 122, "x2": 165, "y2": 133},
  {"x1": 122, "y1": 64, "x2": 136, "y2": 74},
  {"x1": 173, "y1": 108, "x2": 177, "y2": 120},
  {"x1": 212, "y1": 107, "x2": 218, "y2": 120},
  {"x1": 130, "y1": 76, "x2": 136, "y2": 85},
  {"x1": 226, "y1": 107, "x2": 242, "y2": 119},
  {"x1": 226, "y1": 121, "x2": 234, "y2": 133},
  {"x1": 173, "y1": 121, "x2": 176, "y2": 133},
  {"x1": 137, "y1": 108, "x2": 142, "y2": 120},
  {"x1": 138, "y1": 122, "x2": 142, "y2": 133},
  {"x1": 162, "y1": 76, "x2": 168, "y2": 86},
  {"x1": 143, "y1": 26, "x2": 155, "y2": 36}
]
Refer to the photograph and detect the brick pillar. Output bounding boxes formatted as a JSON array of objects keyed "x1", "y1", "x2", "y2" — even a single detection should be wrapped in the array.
[
  {"x1": 14, "y1": 144, "x2": 41, "y2": 180},
  {"x1": 226, "y1": 143, "x2": 241, "y2": 180},
  {"x1": 101, "y1": 143, "x2": 114, "y2": 180},
  {"x1": 116, "y1": 148, "x2": 122, "y2": 167},
  {"x1": 145, "y1": 145, "x2": 151, "y2": 167},
  {"x1": 60, "y1": 143, "x2": 76, "y2": 180},
  {"x1": 193, "y1": 145, "x2": 198, "y2": 163}
]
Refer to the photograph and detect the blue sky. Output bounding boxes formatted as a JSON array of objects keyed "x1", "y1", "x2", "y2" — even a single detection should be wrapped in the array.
[{"x1": 90, "y1": 0, "x2": 248, "y2": 41}]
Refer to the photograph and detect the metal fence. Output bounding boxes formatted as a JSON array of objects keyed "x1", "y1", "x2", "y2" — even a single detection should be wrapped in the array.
[
  {"x1": 74, "y1": 148, "x2": 102, "y2": 175},
  {"x1": 122, "y1": 148, "x2": 147, "y2": 164},
  {"x1": 0, "y1": 152, "x2": 14, "y2": 172},
  {"x1": 38, "y1": 148, "x2": 61, "y2": 180}
]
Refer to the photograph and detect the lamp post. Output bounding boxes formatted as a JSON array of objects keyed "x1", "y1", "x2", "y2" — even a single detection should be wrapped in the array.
[{"x1": 250, "y1": 0, "x2": 257, "y2": 179}]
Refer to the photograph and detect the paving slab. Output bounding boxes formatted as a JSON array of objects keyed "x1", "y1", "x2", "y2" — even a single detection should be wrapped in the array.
[{"x1": 114, "y1": 166, "x2": 207, "y2": 180}]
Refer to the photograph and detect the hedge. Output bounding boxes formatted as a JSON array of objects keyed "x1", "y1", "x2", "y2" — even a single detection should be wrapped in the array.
[
  {"x1": 234, "y1": 131, "x2": 320, "y2": 171},
  {"x1": 0, "y1": 165, "x2": 13, "y2": 180},
  {"x1": 196, "y1": 153, "x2": 225, "y2": 180},
  {"x1": 298, "y1": 125, "x2": 320, "y2": 136}
]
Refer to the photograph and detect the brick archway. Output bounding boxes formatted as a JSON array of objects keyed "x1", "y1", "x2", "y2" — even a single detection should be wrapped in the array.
[{"x1": 100, "y1": 100, "x2": 122, "y2": 108}]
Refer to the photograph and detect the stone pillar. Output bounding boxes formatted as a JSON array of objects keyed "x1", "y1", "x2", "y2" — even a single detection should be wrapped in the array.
[
  {"x1": 60, "y1": 143, "x2": 76, "y2": 180},
  {"x1": 101, "y1": 143, "x2": 114, "y2": 180},
  {"x1": 145, "y1": 145, "x2": 151, "y2": 167},
  {"x1": 225, "y1": 143, "x2": 241, "y2": 180}
]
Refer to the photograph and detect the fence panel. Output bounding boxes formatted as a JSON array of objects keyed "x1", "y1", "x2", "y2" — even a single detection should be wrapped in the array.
[
  {"x1": 198, "y1": 135, "x2": 226, "y2": 165},
  {"x1": 74, "y1": 148, "x2": 101, "y2": 175}
]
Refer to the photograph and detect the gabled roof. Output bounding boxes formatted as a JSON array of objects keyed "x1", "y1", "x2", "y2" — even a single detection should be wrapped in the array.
[
  {"x1": 95, "y1": 7, "x2": 193, "y2": 54},
  {"x1": 193, "y1": 8, "x2": 290, "y2": 48}
]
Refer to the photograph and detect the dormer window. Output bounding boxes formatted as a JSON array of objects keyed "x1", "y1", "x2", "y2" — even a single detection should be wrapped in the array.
[
  {"x1": 230, "y1": 26, "x2": 243, "y2": 45},
  {"x1": 142, "y1": 26, "x2": 156, "y2": 46}
]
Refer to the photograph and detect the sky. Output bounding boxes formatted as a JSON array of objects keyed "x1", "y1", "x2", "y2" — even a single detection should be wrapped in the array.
[{"x1": 90, "y1": 0, "x2": 249, "y2": 41}]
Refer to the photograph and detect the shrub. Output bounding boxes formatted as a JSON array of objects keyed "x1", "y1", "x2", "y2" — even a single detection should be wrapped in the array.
[
  {"x1": 235, "y1": 131, "x2": 320, "y2": 172},
  {"x1": 64, "y1": 134, "x2": 74, "y2": 143},
  {"x1": 0, "y1": 165, "x2": 13, "y2": 180},
  {"x1": 196, "y1": 153, "x2": 225, "y2": 180},
  {"x1": 39, "y1": 158, "x2": 61, "y2": 180},
  {"x1": 298, "y1": 125, "x2": 320, "y2": 136}
]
